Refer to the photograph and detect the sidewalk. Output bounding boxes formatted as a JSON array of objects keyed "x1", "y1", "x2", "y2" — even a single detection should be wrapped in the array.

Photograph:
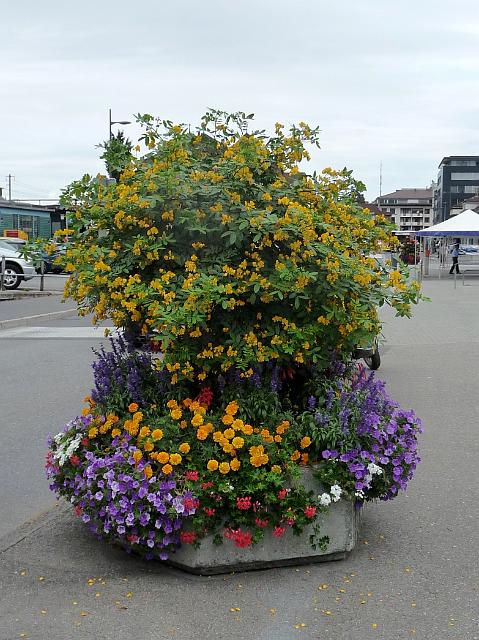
[
  {"x1": 1, "y1": 277, "x2": 478, "y2": 640},
  {"x1": 0, "y1": 295, "x2": 78, "y2": 328}
]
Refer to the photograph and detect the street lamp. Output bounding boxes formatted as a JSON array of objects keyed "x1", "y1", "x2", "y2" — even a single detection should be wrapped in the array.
[{"x1": 109, "y1": 108, "x2": 131, "y2": 139}]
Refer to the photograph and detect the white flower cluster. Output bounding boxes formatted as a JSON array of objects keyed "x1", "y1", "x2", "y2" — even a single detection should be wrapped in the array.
[
  {"x1": 318, "y1": 484, "x2": 342, "y2": 506},
  {"x1": 355, "y1": 462, "x2": 384, "y2": 499},
  {"x1": 53, "y1": 432, "x2": 82, "y2": 466}
]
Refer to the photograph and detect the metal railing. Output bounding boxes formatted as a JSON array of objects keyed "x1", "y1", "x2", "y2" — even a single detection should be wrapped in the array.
[{"x1": 0, "y1": 257, "x2": 67, "y2": 292}]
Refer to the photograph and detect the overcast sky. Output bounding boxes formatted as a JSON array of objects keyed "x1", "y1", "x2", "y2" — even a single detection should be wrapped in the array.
[{"x1": 2, "y1": 0, "x2": 479, "y2": 202}]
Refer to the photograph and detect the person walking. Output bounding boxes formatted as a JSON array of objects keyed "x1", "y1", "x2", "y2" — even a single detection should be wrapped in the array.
[{"x1": 449, "y1": 238, "x2": 461, "y2": 274}]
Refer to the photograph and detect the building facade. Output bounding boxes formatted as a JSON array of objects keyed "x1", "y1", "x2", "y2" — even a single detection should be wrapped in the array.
[
  {"x1": 0, "y1": 193, "x2": 65, "y2": 239},
  {"x1": 375, "y1": 188, "x2": 433, "y2": 232},
  {"x1": 434, "y1": 156, "x2": 479, "y2": 222}
]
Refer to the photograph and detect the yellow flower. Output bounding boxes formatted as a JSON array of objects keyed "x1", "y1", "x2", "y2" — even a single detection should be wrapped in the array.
[
  {"x1": 133, "y1": 450, "x2": 143, "y2": 463},
  {"x1": 225, "y1": 401, "x2": 239, "y2": 416},
  {"x1": 151, "y1": 429, "x2": 164, "y2": 441},
  {"x1": 88, "y1": 427, "x2": 98, "y2": 439},
  {"x1": 232, "y1": 419, "x2": 244, "y2": 430},
  {"x1": 157, "y1": 451, "x2": 169, "y2": 464},
  {"x1": 219, "y1": 462, "x2": 230, "y2": 474},
  {"x1": 207, "y1": 459, "x2": 219, "y2": 471},
  {"x1": 143, "y1": 442, "x2": 154, "y2": 452},
  {"x1": 143, "y1": 465, "x2": 153, "y2": 479},
  {"x1": 242, "y1": 424, "x2": 254, "y2": 436},
  {"x1": 232, "y1": 436, "x2": 244, "y2": 449},
  {"x1": 230, "y1": 458, "x2": 241, "y2": 471},
  {"x1": 221, "y1": 414, "x2": 234, "y2": 425},
  {"x1": 162, "y1": 463, "x2": 173, "y2": 475},
  {"x1": 271, "y1": 465, "x2": 282, "y2": 474},
  {"x1": 191, "y1": 413, "x2": 204, "y2": 427},
  {"x1": 179, "y1": 442, "x2": 190, "y2": 454},
  {"x1": 179, "y1": 420, "x2": 188, "y2": 429},
  {"x1": 139, "y1": 426, "x2": 150, "y2": 438},
  {"x1": 170, "y1": 453, "x2": 182, "y2": 465},
  {"x1": 223, "y1": 428, "x2": 235, "y2": 440},
  {"x1": 170, "y1": 408, "x2": 183, "y2": 420},
  {"x1": 291, "y1": 450, "x2": 301, "y2": 461},
  {"x1": 128, "y1": 402, "x2": 139, "y2": 412},
  {"x1": 223, "y1": 443, "x2": 234, "y2": 453},
  {"x1": 166, "y1": 399, "x2": 178, "y2": 409},
  {"x1": 196, "y1": 428, "x2": 208, "y2": 441},
  {"x1": 111, "y1": 428, "x2": 121, "y2": 437},
  {"x1": 249, "y1": 445, "x2": 269, "y2": 467},
  {"x1": 300, "y1": 436, "x2": 312, "y2": 449}
]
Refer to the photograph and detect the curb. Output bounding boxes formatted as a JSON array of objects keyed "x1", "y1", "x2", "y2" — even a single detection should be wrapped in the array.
[
  {"x1": 0, "y1": 503, "x2": 70, "y2": 554},
  {"x1": 0, "y1": 308, "x2": 78, "y2": 330}
]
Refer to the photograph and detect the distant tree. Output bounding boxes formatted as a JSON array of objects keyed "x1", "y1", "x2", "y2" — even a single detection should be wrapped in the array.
[{"x1": 97, "y1": 131, "x2": 133, "y2": 180}]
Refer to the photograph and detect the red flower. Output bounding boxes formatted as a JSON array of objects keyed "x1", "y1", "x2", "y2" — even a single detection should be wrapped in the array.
[
  {"x1": 73, "y1": 505, "x2": 82, "y2": 517},
  {"x1": 81, "y1": 438, "x2": 89, "y2": 446},
  {"x1": 196, "y1": 386, "x2": 214, "y2": 409},
  {"x1": 204, "y1": 507, "x2": 216, "y2": 517},
  {"x1": 278, "y1": 488, "x2": 288, "y2": 500},
  {"x1": 273, "y1": 526, "x2": 286, "y2": 538},
  {"x1": 69, "y1": 455, "x2": 80, "y2": 466},
  {"x1": 286, "y1": 518, "x2": 295, "y2": 526},
  {"x1": 255, "y1": 517, "x2": 269, "y2": 528},
  {"x1": 180, "y1": 531, "x2": 197, "y2": 544},
  {"x1": 224, "y1": 528, "x2": 252, "y2": 548},
  {"x1": 304, "y1": 506, "x2": 317, "y2": 519},
  {"x1": 201, "y1": 481, "x2": 214, "y2": 490},
  {"x1": 183, "y1": 497, "x2": 199, "y2": 511},
  {"x1": 236, "y1": 496, "x2": 252, "y2": 510},
  {"x1": 127, "y1": 534, "x2": 139, "y2": 544},
  {"x1": 186, "y1": 470, "x2": 199, "y2": 481}
]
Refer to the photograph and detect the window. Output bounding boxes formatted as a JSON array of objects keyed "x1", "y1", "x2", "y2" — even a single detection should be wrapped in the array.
[
  {"x1": 451, "y1": 172, "x2": 479, "y2": 180},
  {"x1": 450, "y1": 160, "x2": 477, "y2": 166}
]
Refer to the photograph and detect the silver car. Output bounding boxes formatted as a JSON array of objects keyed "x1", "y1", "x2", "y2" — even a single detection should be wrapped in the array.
[{"x1": 0, "y1": 240, "x2": 36, "y2": 290}]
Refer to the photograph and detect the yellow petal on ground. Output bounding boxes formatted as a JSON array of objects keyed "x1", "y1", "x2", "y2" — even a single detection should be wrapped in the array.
[
  {"x1": 318, "y1": 584, "x2": 329, "y2": 590},
  {"x1": 80, "y1": 611, "x2": 88, "y2": 616},
  {"x1": 372, "y1": 623, "x2": 378, "y2": 629},
  {"x1": 126, "y1": 592, "x2": 133, "y2": 598},
  {"x1": 20, "y1": 570, "x2": 27, "y2": 576},
  {"x1": 38, "y1": 576, "x2": 45, "y2": 581},
  {"x1": 40, "y1": 610, "x2": 47, "y2": 614}
]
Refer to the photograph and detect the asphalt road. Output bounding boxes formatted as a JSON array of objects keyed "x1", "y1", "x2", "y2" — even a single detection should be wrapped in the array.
[
  {"x1": 19, "y1": 273, "x2": 68, "y2": 292},
  {"x1": 1, "y1": 277, "x2": 479, "y2": 639},
  {"x1": 0, "y1": 322, "x2": 111, "y2": 537}
]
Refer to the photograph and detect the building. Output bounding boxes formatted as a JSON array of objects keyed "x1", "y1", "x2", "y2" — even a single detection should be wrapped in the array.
[
  {"x1": 0, "y1": 188, "x2": 65, "y2": 238},
  {"x1": 434, "y1": 156, "x2": 479, "y2": 222},
  {"x1": 375, "y1": 188, "x2": 433, "y2": 232}
]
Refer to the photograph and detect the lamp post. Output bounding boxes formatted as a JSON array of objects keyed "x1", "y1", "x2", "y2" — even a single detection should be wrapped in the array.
[{"x1": 109, "y1": 108, "x2": 131, "y2": 140}]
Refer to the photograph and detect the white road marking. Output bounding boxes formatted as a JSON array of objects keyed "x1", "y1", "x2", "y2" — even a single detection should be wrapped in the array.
[{"x1": 0, "y1": 326, "x2": 118, "y2": 339}]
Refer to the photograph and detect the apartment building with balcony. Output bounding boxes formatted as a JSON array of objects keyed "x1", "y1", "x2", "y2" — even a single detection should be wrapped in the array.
[{"x1": 375, "y1": 188, "x2": 433, "y2": 232}]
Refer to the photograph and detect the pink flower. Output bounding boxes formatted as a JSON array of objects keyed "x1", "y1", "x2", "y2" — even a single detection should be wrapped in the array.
[
  {"x1": 236, "y1": 496, "x2": 252, "y2": 510},
  {"x1": 204, "y1": 507, "x2": 216, "y2": 517},
  {"x1": 273, "y1": 526, "x2": 286, "y2": 538},
  {"x1": 127, "y1": 534, "x2": 139, "y2": 544},
  {"x1": 81, "y1": 437, "x2": 89, "y2": 446},
  {"x1": 304, "y1": 506, "x2": 317, "y2": 519},
  {"x1": 186, "y1": 470, "x2": 199, "y2": 481},
  {"x1": 69, "y1": 455, "x2": 80, "y2": 466},
  {"x1": 278, "y1": 489, "x2": 288, "y2": 500},
  {"x1": 201, "y1": 481, "x2": 214, "y2": 490},
  {"x1": 73, "y1": 505, "x2": 82, "y2": 517}
]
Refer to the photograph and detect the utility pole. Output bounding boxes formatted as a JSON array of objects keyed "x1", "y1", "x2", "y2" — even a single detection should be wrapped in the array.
[{"x1": 6, "y1": 174, "x2": 14, "y2": 200}]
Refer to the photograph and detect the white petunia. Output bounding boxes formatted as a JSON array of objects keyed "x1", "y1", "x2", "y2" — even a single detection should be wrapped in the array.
[
  {"x1": 367, "y1": 463, "x2": 383, "y2": 476},
  {"x1": 330, "y1": 484, "x2": 342, "y2": 502},
  {"x1": 319, "y1": 493, "x2": 332, "y2": 506}
]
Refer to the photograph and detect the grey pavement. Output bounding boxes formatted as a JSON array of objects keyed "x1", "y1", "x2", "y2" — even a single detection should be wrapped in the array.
[
  {"x1": 1, "y1": 274, "x2": 479, "y2": 639},
  {"x1": 0, "y1": 294, "x2": 76, "y2": 325}
]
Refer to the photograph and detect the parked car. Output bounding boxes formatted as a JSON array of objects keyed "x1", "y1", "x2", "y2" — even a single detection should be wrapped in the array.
[
  {"x1": 0, "y1": 237, "x2": 56, "y2": 273},
  {"x1": 0, "y1": 240, "x2": 36, "y2": 290}
]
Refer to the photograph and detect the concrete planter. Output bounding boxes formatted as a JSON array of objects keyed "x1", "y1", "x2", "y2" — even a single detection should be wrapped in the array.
[{"x1": 169, "y1": 468, "x2": 362, "y2": 575}]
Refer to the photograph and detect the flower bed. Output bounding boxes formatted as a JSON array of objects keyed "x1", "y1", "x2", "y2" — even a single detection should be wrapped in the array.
[{"x1": 47, "y1": 110, "x2": 423, "y2": 569}]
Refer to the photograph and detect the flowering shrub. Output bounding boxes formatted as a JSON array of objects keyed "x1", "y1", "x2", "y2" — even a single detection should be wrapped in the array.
[{"x1": 61, "y1": 110, "x2": 421, "y2": 381}]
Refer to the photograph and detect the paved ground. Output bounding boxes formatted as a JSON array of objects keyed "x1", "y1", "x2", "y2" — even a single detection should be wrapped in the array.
[{"x1": 0, "y1": 274, "x2": 478, "y2": 639}]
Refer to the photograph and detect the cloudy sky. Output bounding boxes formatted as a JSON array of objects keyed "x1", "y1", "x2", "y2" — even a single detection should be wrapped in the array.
[{"x1": 2, "y1": 0, "x2": 479, "y2": 202}]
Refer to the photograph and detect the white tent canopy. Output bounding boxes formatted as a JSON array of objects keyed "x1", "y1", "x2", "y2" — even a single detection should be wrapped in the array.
[{"x1": 414, "y1": 209, "x2": 479, "y2": 237}]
